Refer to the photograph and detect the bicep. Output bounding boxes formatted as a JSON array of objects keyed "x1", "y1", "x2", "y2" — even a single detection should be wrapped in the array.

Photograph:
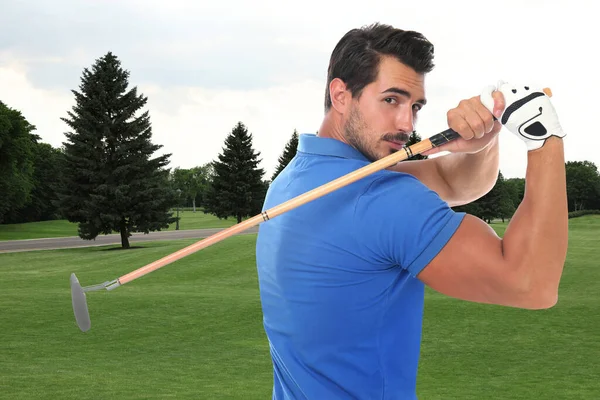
[
  {"x1": 354, "y1": 175, "x2": 521, "y2": 307},
  {"x1": 417, "y1": 214, "x2": 523, "y2": 307}
]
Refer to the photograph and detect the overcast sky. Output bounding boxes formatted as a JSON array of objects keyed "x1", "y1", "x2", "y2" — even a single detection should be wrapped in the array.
[{"x1": 1, "y1": 0, "x2": 596, "y2": 179}]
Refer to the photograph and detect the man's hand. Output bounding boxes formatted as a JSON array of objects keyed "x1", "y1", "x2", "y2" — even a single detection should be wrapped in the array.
[
  {"x1": 480, "y1": 81, "x2": 565, "y2": 151},
  {"x1": 423, "y1": 86, "x2": 505, "y2": 156}
]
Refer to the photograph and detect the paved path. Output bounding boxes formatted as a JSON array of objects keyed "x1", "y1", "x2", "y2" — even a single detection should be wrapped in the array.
[{"x1": 0, "y1": 227, "x2": 259, "y2": 253}]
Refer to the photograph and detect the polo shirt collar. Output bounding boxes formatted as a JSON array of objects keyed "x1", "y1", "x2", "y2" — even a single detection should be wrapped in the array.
[{"x1": 297, "y1": 133, "x2": 370, "y2": 162}]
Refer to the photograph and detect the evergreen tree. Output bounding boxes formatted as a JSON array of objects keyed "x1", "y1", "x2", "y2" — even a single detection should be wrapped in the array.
[
  {"x1": 405, "y1": 131, "x2": 428, "y2": 160},
  {"x1": 271, "y1": 129, "x2": 299, "y2": 181},
  {"x1": 204, "y1": 122, "x2": 266, "y2": 223},
  {"x1": 58, "y1": 52, "x2": 177, "y2": 248}
]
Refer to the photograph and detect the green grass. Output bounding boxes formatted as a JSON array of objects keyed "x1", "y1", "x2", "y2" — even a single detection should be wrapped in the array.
[
  {"x1": 163, "y1": 209, "x2": 238, "y2": 231},
  {"x1": 0, "y1": 236, "x2": 272, "y2": 399},
  {"x1": 0, "y1": 219, "x2": 79, "y2": 241},
  {"x1": 0, "y1": 210, "x2": 235, "y2": 241},
  {"x1": 417, "y1": 215, "x2": 600, "y2": 399},
  {"x1": 0, "y1": 216, "x2": 598, "y2": 399}
]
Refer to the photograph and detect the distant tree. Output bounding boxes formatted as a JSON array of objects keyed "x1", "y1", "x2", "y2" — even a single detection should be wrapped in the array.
[
  {"x1": 0, "y1": 101, "x2": 36, "y2": 223},
  {"x1": 170, "y1": 164, "x2": 211, "y2": 212},
  {"x1": 454, "y1": 171, "x2": 514, "y2": 223},
  {"x1": 504, "y1": 177, "x2": 525, "y2": 211},
  {"x1": 271, "y1": 129, "x2": 299, "y2": 181},
  {"x1": 405, "y1": 131, "x2": 428, "y2": 160},
  {"x1": 565, "y1": 161, "x2": 600, "y2": 211},
  {"x1": 8, "y1": 143, "x2": 66, "y2": 223},
  {"x1": 479, "y1": 172, "x2": 514, "y2": 222},
  {"x1": 171, "y1": 167, "x2": 192, "y2": 206},
  {"x1": 185, "y1": 164, "x2": 212, "y2": 211},
  {"x1": 58, "y1": 52, "x2": 177, "y2": 248},
  {"x1": 453, "y1": 202, "x2": 484, "y2": 219},
  {"x1": 204, "y1": 122, "x2": 266, "y2": 223},
  {"x1": 496, "y1": 192, "x2": 516, "y2": 223}
]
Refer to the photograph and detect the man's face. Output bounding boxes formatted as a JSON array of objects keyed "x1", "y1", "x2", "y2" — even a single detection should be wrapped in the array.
[{"x1": 343, "y1": 56, "x2": 426, "y2": 162}]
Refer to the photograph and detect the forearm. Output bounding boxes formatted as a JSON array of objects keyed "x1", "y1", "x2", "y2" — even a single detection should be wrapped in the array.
[
  {"x1": 502, "y1": 137, "x2": 568, "y2": 307},
  {"x1": 434, "y1": 135, "x2": 500, "y2": 206}
]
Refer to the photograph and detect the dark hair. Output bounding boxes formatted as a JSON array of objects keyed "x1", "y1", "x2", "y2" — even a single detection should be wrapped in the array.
[{"x1": 324, "y1": 23, "x2": 435, "y2": 111}]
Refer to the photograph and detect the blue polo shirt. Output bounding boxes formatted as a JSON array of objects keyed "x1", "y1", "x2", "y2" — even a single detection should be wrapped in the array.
[{"x1": 255, "y1": 134, "x2": 465, "y2": 399}]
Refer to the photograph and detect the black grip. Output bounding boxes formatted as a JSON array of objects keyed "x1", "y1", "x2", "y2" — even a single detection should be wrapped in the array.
[
  {"x1": 428, "y1": 114, "x2": 499, "y2": 148},
  {"x1": 429, "y1": 129, "x2": 460, "y2": 147}
]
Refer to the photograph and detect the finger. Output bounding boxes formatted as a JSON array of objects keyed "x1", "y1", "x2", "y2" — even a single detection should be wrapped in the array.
[
  {"x1": 461, "y1": 100, "x2": 489, "y2": 139},
  {"x1": 491, "y1": 90, "x2": 505, "y2": 119},
  {"x1": 422, "y1": 139, "x2": 457, "y2": 155},
  {"x1": 469, "y1": 98, "x2": 496, "y2": 134},
  {"x1": 447, "y1": 108, "x2": 476, "y2": 140},
  {"x1": 490, "y1": 119, "x2": 502, "y2": 135},
  {"x1": 421, "y1": 147, "x2": 441, "y2": 156},
  {"x1": 479, "y1": 84, "x2": 496, "y2": 116}
]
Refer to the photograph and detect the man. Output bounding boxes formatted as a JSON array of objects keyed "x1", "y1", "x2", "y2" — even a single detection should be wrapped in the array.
[{"x1": 255, "y1": 23, "x2": 567, "y2": 399}]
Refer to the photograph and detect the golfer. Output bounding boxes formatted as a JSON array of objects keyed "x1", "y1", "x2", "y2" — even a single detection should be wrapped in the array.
[{"x1": 256, "y1": 22, "x2": 568, "y2": 399}]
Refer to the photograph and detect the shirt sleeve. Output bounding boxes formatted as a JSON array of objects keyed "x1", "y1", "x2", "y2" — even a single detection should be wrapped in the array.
[{"x1": 352, "y1": 172, "x2": 465, "y2": 277}]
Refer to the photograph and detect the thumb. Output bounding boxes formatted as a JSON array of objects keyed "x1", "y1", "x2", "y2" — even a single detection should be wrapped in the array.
[
  {"x1": 421, "y1": 144, "x2": 445, "y2": 156},
  {"x1": 479, "y1": 84, "x2": 497, "y2": 116},
  {"x1": 491, "y1": 90, "x2": 505, "y2": 119}
]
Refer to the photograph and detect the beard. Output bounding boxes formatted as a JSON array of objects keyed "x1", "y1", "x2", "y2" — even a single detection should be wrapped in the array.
[{"x1": 343, "y1": 104, "x2": 411, "y2": 162}]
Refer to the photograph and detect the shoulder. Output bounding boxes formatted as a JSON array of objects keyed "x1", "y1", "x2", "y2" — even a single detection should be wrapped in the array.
[
  {"x1": 352, "y1": 169, "x2": 453, "y2": 237},
  {"x1": 353, "y1": 169, "x2": 459, "y2": 241},
  {"x1": 352, "y1": 170, "x2": 464, "y2": 273},
  {"x1": 357, "y1": 170, "x2": 439, "y2": 205}
]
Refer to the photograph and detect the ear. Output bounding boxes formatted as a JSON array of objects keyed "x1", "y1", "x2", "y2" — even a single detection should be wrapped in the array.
[{"x1": 329, "y1": 78, "x2": 351, "y2": 114}]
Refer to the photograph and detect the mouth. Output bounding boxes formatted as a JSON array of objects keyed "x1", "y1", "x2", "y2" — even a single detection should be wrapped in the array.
[{"x1": 385, "y1": 140, "x2": 406, "y2": 150}]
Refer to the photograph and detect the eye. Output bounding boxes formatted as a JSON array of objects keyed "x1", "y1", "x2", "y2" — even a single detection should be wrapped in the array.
[
  {"x1": 384, "y1": 97, "x2": 397, "y2": 104},
  {"x1": 412, "y1": 104, "x2": 422, "y2": 112},
  {"x1": 524, "y1": 86, "x2": 529, "y2": 90},
  {"x1": 512, "y1": 89, "x2": 517, "y2": 94}
]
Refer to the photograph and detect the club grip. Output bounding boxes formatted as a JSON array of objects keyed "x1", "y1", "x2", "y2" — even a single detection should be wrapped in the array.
[
  {"x1": 428, "y1": 111, "x2": 506, "y2": 148},
  {"x1": 429, "y1": 129, "x2": 461, "y2": 147}
]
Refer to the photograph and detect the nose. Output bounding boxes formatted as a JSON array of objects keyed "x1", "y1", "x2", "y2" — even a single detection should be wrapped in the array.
[{"x1": 395, "y1": 106, "x2": 415, "y2": 133}]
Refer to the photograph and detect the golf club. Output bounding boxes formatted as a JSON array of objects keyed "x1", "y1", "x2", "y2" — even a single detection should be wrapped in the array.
[{"x1": 70, "y1": 87, "x2": 552, "y2": 332}]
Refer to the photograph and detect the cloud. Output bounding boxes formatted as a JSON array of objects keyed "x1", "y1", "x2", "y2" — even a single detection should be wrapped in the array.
[
  {"x1": 140, "y1": 78, "x2": 326, "y2": 174},
  {"x1": 0, "y1": 63, "x2": 74, "y2": 146},
  {"x1": 0, "y1": 0, "x2": 598, "y2": 179}
]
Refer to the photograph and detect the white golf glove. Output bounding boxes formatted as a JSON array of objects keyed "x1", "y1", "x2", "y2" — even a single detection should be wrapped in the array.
[{"x1": 480, "y1": 81, "x2": 566, "y2": 151}]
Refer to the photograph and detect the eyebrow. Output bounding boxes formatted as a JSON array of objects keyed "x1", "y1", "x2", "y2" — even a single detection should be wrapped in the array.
[{"x1": 382, "y1": 87, "x2": 427, "y2": 105}]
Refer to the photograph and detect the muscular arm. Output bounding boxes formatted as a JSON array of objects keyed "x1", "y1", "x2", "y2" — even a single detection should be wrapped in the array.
[
  {"x1": 417, "y1": 137, "x2": 568, "y2": 309},
  {"x1": 389, "y1": 135, "x2": 500, "y2": 207}
]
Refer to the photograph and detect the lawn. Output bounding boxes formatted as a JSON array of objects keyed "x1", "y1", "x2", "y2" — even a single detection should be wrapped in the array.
[
  {"x1": 0, "y1": 216, "x2": 598, "y2": 399},
  {"x1": 0, "y1": 209, "x2": 236, "y2": 241},
  {"x1": 0, "y1": 236, "x2": 272, "y2": 399},
  {"x1": 417, "y1": 216, "x2": 600, "y2": 399}
]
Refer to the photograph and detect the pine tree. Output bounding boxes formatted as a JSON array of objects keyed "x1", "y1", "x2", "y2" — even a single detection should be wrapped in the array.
[
  {"x1": 271, "y1": 129, "x2": 299, "y2": 181},
  {"x1": 58, "y1": 52, "x2": 177, "y2": 248},
  {"x1": 405, "y1": 131, "x2": 428, "y2": 160},
  {"x1": 204, "y1": 122, "x2": 266, "y2": 223}
]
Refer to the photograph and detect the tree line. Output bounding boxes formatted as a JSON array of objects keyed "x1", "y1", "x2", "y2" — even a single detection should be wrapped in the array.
[{"x1": 1, "y1": 52, "x2": 598, "y2": 248}]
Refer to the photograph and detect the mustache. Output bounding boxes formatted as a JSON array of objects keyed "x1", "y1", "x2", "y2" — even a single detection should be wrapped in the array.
[{"x1": 382, "y1": 132, "x2": 411, "y2": 143}]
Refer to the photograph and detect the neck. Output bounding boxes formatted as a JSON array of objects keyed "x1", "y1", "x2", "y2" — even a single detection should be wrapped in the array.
[{"x1": 317, "y1": 111, "x2": 348, "y2": 144}]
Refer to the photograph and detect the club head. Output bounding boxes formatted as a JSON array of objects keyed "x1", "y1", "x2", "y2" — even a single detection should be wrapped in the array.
[{"x1": 70, "y1": 273, "x2": 91, "y2": 332}]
